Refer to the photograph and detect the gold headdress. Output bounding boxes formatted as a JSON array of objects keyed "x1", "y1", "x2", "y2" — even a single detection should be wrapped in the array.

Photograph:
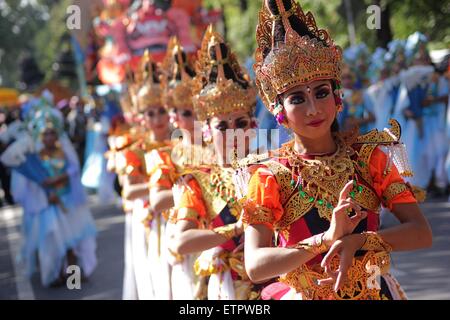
[
  {"x1": 192, "y1": 25, "x2": 257, "y2": 122},
  {"x1": 160, "y1": 37, "x2": 196, "y2": 110},
  {"x1": 130, "y1": 50, "x2": 162, "y2": 113},
  {"x1": 255, "y1": 0, "x2": 343, "y2": 113}
]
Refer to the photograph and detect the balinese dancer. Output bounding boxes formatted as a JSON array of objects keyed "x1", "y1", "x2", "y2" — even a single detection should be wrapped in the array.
[
  {"x1": 118, "y1": 51, "x2": 172, "y2": 300},
  {"x1": 235, "y1": 0, "x2": 432, "y2": 300},
  {"x1": 145, "y1": 37, "x2": 207, "y2": 300},
  {"x1": 112, "y1": 87, "x2": 145, "y2": 300},
  {"x1": 169, "y1": 26, "x2": 262, "y2": 300}
]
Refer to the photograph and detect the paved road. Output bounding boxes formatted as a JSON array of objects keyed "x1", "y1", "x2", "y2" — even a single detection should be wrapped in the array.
[
  {"x1": 0, "y1": 198, "x2": 125, "y2": 300},
  {"x1": 1, "y1": 197, "x2": 449, "y2": 300},
  {"x1": 384, "y1": 199, "x2": 450, "y2": 300}
]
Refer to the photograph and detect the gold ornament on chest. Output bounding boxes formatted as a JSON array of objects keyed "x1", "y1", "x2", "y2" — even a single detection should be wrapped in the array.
[
  {"x1": 271, "y1": 137, "x2": 379, "y2": 230},
  {"x1": 194, "y1": 166, "x2": 241, "y2": 221}
]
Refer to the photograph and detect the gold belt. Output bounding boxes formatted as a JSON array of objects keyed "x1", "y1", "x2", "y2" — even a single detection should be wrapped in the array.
[{"x1": 279, "y1": 251, "x2": 391, "y2": 300}]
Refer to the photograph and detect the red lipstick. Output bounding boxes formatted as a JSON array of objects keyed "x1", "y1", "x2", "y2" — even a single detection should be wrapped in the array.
[{"x1": 306, "y1": 119, "x2": 325, "y2": 127}]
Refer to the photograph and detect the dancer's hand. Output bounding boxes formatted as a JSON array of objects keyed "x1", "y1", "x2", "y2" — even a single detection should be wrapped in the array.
[
  {"x1": 318, "y1": 233, "x2": 366, "y2": 292},
  {"x1": 235, "y1": 213, "x2": 245, "y2": 237},
  {"x1": 323, "y1": 180, "x2": 367, "y2": 246}
]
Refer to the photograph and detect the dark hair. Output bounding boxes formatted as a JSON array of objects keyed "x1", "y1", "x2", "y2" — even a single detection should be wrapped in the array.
[
  {"x1": 331, "y1": 118, "x2": 340, "y2": 132},
  {"x1": 207, "y1": 43, "x2": 249, "y2": 89},
  {"x1": 330, "y1": 80, "x2": 340, "y2": 132}
]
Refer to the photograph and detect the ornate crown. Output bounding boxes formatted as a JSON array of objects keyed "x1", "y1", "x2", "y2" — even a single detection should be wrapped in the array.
[
  {"x1": 160, "y1": 37, "x2": 195, "y2": 110},
  {"x1": 192, "y1": 25, "x2": 257, "y2": 122},
  {"x1": 128, "y1": 50, "x2": 162, "y2": 113},
  {"x1": 255, "y1": 0, "x2": 343, "y2": 112}
]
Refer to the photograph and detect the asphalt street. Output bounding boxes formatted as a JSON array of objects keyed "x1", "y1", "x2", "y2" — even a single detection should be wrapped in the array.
[{"x1": 1, "y1": 196, "x2": 449, "y2": 300}]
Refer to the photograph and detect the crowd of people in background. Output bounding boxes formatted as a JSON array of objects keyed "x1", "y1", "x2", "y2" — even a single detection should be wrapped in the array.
[
  {"x1": 336, "y1": 32, "x2": 450, "y2": 196},
  {"x1": 0, "y1": 0, "x2": 447, "y2": 300}
]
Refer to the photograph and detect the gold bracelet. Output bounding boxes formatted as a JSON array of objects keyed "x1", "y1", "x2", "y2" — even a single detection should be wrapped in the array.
[
  {"x1": 290, "y1": 233, "x2": 329, "y2": 255},
  {"x1": 360, "y1": 231, "x2": 393, "y2": 252},
  {"x1": 212, "y1": 223, "x2": 237, "y2": 240}
]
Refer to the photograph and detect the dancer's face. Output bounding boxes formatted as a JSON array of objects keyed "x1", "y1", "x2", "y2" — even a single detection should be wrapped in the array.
[
  {"x1": 42, "y1": 128, "x2": 58, "y2": 149},
  {"x1": 281, "y1": 79, "x2": 336, "y2": 140},
  {"x1": 143, "y1": 106, "x2": 170, "y2": 137},
  {"x1": 209, "y1": 110, "x2": 253, "y2": 163},
  {"x1": 172, "y1": 106, "x2": 195, "y2": 134}
]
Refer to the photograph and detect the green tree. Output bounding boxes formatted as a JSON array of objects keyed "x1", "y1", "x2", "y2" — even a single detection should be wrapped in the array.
[
  {"x1": 0, "y1": 0, "x2": 49, "y2": 88},
  {"x1": 0, "y1": 0, "x2": 72, "y2": 89},
  {"x1": 34, "y1": 0, "x2": 73, "y2": 84},
  {"x1": 203, "y1": 0, "x2": 449, "y2": 59}
]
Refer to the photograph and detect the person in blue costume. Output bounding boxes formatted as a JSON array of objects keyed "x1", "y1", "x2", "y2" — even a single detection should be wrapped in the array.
[
  {"x1": 338, "y1": 65, "x2": 376, "y2": 134},
  {"x1": 396, "y1": 33, "x2": 435, "y2": 189},
  {"x1": 82, "y1": 93, "x2": 119, "y2": 203},
  {"x1": 343, "y1": 44, "x2": 371, "y2": 90},
  {"x1": 421, "y1": 65, "x2": 449, "y2": 195},
  {"x1": 366, "y1": 49, "x2": 396, "y2": 132},
  {"x1": 2, "y1": 100, "x2": 97, "y2": 287}
]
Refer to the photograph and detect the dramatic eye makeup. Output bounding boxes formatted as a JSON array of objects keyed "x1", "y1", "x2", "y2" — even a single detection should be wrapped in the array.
[
  {"x1": 315, "y1": 85, "x2": 331, "y2": 99},
  {"x1": 286, "y1": 93, "x2": 305, "y2": 105},
  {"x1": 214, "y1": 121, "x2": 228, "y2": 132},
  {"x1": 235, "y1": 117, "x2": 250, "y2": 129},
  {"x1": 180, "y1": 109, "x2": 193, "y2": 118},
  {"x1": 212, "y1": 116, "x2": 251, "y2": 131},
  {"x1": 284, "y1": 84, "x2": 332, "y2": 105},
  {"x1": 148, "y1": 107, "x2": 167, "y2": 117}
]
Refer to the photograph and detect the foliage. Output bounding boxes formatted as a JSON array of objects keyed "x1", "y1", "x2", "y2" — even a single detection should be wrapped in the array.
[
  {"x1": 203, "y1": 0, "x2": 449, "y2": 59},
  {"x1": 0, "y1": 0, "x2": 448, "y2": 88}
]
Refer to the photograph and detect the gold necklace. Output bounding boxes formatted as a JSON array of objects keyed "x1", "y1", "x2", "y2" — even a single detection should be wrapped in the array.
[{"x1": 280, "y1": 136, "x2": 363, "y2": 212}]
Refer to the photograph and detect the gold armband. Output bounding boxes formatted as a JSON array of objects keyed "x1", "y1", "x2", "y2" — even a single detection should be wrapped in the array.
[
  {"x1": 240, "y1": 199, "x2": 274, "y2": 228},
  {"x1": 212, "y1": 223, "x2": 238, "y2": 240},
  {"x1": 290, "y1": 233, "x2": 329, "y2": 255},
  {"x1": 168, "y1": 247, "x2": 184, "y2": 263},
  {"x1": 360, "y1": 231, "x2": 393, "y2": 252}
]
